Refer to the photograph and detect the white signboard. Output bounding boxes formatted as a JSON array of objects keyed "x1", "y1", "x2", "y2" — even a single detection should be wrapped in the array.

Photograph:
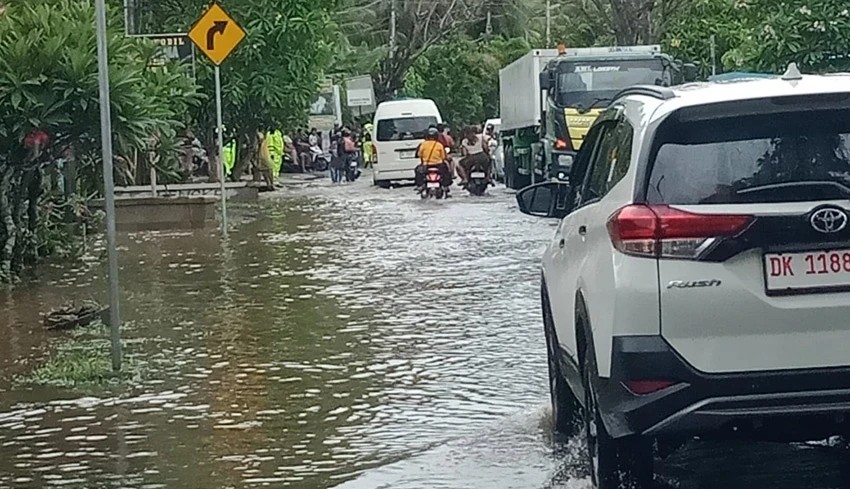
[
  {"x1": 347, "y1": 88, "x2": 373, "y2": 107},
  {"x1": 345, "y1": 75, "x2": 376, "y2": 114}
]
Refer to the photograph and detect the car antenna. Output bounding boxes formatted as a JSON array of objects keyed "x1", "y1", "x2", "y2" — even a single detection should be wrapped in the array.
[{"x1": 781, "y1": 62, "x2": 803, "y2": 81}]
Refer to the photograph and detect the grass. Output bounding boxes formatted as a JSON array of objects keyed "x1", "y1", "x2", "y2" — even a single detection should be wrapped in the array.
[{"x1": 16, "y1": 321, "x2": 142, "y2": 388}]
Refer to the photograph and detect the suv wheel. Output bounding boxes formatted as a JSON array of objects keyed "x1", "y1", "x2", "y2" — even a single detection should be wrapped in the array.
[
  {"x1": 582, "y1": 343, "x2": 653, "y2": 489},
  {"x1": 543, "y1": 287, "x2": 579, "y2": 434}
]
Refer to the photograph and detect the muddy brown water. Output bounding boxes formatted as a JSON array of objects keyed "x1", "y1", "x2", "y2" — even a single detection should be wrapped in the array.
[{"x1": 2, "y1": 176, "x2": 850, "y2": 489}]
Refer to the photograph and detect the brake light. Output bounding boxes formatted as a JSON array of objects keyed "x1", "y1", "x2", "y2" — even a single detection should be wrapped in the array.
[
  {"x1": 623, "y1": 380, "x2": 677, "y2": 395},
  {"x1": 607, "y1": 205, "x2": 753, "y2": 259}
]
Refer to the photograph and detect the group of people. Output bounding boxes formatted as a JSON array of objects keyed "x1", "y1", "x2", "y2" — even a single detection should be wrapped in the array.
[
  {"x1": 199, "y1": 120, "x2": 491, "y2": 193},
  {"x1": 414, "y1": 123, "x2": 496, "y2": 195},
  {"x1": 290, "y1": 124, "x2": 377, "y2": 183}
]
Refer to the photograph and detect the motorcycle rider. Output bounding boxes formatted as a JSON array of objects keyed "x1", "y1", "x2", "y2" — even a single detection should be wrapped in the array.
[
  {"x1": 458, "y1": 125, "x2": 491, "y2": 186},
  {"x1": 436, "y1": 123, "x2": 455, "y2": 178},
  {"x1": 415, "y1": 127, "x2": 451, "y2": 193},
  {"x1": 342, "y1": 129, "x2": 360, "y2": 181}
]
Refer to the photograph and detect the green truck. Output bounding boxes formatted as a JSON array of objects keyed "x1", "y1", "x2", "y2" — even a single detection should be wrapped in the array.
[{"x1": 498, "y1": 45, "x2": 695, "y2": 189}]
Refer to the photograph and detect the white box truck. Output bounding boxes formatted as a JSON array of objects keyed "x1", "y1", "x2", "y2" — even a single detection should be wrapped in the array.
[{"x1": 499, "y1": 50, "x2": 559, "y2": 189}]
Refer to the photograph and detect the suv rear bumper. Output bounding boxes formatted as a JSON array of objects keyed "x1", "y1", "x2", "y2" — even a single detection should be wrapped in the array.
[{"x1": 597, "y1": 336, "x2": 850, "y2": 441}]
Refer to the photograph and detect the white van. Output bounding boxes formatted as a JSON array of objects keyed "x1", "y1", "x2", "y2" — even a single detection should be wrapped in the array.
[{"x1": 372, "y1": 99, "x2": 442, "y2": 187}]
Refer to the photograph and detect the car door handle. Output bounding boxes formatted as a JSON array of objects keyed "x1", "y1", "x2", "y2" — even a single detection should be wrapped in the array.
[{"x1": 578, "y1": 225, "x2": 587, "y2": 236}]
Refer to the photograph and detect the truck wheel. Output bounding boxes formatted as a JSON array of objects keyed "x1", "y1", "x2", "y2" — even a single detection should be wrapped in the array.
[
  {"x1": 505, "y1": 149, "x2": 520, "y2": 190},
  {"x1": 504, "y1": 152, "x2": 513, "y2": 189},
  {"x1": 582, "y1": 341, "x2": 654, "y2": 489},
  {"x1": 543, "y1": 285, "x2": 579, "y2": 434}
]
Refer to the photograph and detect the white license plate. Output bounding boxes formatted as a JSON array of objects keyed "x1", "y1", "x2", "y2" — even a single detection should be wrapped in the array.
[
  {"x1": 765, "y1": 249, "x2": 850, "y2": 293},
  {"x1": 426, "y1": 181, "x2": 440, "y2": 189},
  {"x1": 400, "y1": 150, "x2": 416, "y2": 159},
  {"x1": 470, "y1": 172, "x2": 486, "y2": 178}
]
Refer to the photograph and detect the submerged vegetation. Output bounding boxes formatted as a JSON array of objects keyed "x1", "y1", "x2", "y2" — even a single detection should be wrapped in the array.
[{"x1": 16, "y1": 321, "x2": 140, "y2": 388}]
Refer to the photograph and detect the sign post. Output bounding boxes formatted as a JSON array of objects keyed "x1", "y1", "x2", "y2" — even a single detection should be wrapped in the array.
[
  {"x1": 94, "y1": 0, "x2": 122, "y2": 371},
  {"x1": 189, "y1": 3, "x2": 245, "y2": 236}
]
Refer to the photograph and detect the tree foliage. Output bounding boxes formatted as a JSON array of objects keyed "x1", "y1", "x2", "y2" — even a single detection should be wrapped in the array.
[
  {"x1": 664, "y1": 0, "x2": 850, "y2": 76},
  {"x1": 337, "y1": 0, "x2": 496, "y2": 100},
  {"x1": 135, "y1": 0, "x2": 336, "y2": 178},
  {"x1": 405, "y1": 35, "x2": 529, "y2": 127},
  {"x1": 733, "y1": 0, "x2": 850, "y2": 73},
  {"x1": 0, "y1": 0, "x2": 198, "y2": 282}
]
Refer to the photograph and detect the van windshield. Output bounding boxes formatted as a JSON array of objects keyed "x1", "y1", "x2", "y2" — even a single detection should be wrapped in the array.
[
  {"x1": 647, "y1": 108, "x2": 850, "y2": 204},
  {"x1": 376, "y1": 116, "x2": 438, "y2": 142}
]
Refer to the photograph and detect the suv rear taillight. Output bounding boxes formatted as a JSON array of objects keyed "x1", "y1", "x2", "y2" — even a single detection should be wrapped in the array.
[{"x1": 607, "y1": 205, "x2": 753, "y2": 259}]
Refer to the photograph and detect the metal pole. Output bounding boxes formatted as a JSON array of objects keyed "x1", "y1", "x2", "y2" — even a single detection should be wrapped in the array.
[
  {"x1": 123, "y1": 0, "x2": 130, "y2": 36},
  {"x1": 545, "y1": 0, "x2": 551, "y2": 47},
  {"x1": 710, "y1": 34, "x2": 717, "y2": 77},
  {"x1": 150, "y1": 162, "x2": 157, "y2": 197},
  {"x1": 389, "y1": 0, "x2": 396, "y2": 53},
  {"x1": 94, "y1": 0, "x2": 122, "y2": 372},
  {"x1": 215, "y1": 66, "x2": 228, "y2": 236}
]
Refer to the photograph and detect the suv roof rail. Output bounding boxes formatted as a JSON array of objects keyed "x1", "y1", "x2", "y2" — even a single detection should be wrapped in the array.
[{"x1": 614, "y1": 85, "x2": 676, "y2": 101}]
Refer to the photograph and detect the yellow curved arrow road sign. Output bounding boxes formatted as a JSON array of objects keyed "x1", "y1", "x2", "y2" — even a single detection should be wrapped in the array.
[{"x1": 188, "y1": 3, "x2": 246, "y2": 65}]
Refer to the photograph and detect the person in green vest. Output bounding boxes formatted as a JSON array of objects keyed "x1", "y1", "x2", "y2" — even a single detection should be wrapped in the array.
[
  {"x1": 222, "y1": 139, "x2": 236, "y2": 178},
  {"x1": 267, "y1": 130, "x2": 284, "y2": 176},
  {"x1": 362, "y1": 123, "x2": 375, "y2": 169}
]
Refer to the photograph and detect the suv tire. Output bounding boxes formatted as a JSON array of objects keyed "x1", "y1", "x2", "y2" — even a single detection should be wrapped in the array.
[
  {"x1": 582, "y1": 341, "x2": 653, "y2": 489},
  {"x1": 543, "y1": 285, "x2": 579, "y2": 434}
]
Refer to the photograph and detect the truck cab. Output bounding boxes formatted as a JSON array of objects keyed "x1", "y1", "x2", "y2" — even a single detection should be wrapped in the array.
[
  {"x1": 538, "y1": 45, "x2": 692, "y2": 184},
  {"x1": 499, "y1": 45, "x2": 695, "y2": 190}
]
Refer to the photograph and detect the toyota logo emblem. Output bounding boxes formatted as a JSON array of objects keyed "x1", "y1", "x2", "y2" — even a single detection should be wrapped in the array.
[{"x1": 810, "y1": 207, "x2": 848, "y2": 234}]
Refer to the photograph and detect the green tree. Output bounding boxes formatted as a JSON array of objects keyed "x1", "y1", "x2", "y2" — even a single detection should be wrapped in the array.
[
  {"x1": 662, "y1": 0, "x2": 744, "y2": 77},
  {"x1": 733, "y1": 0, "x2": 850, "y2": 73},
  {"x1": 127, "y1": 0, "x2": 336, "y2": 180},
  {"x1": 406, "y1": 35, "x2": 530, "y2": 129},
  {"x1": 664, "y1": 0, "x2": 850, "y2": 77},
  {"x1": 0, "y1": 0, "x2": 198, "y2": 282}
]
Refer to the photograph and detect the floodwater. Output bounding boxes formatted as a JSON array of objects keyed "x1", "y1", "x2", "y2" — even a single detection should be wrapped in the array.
[{"x1": 1, "y1": 175, "x2": 850, "y2": 489}]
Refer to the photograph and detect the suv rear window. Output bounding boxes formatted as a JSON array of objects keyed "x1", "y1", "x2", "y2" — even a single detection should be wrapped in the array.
[
  {"x1": 646, "y1": 107, "x2": 850, "y2": 204},
  {"x1": 376, "y1": 116, "x2": 438, "y2": 142}
]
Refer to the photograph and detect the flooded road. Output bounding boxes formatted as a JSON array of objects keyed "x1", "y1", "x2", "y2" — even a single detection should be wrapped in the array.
[{"x1": 1, "y1": 175, "x2": 850, "y2": 488}]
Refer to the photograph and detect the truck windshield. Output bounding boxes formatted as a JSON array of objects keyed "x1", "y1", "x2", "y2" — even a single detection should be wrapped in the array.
[
  {"x1": 376, "y1": 116, "x2": 438, "y2": 142},
  {"x1": 557, "y1": 59, "x2": 666, "y2": 108}
]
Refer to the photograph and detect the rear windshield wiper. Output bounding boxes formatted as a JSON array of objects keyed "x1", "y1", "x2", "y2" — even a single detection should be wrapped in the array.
[{"x1": 736, "y1": 180, "x2": 850, "y2": 198}]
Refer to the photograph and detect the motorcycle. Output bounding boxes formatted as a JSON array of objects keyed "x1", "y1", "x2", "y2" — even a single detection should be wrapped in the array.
[
  {"x1": 420, "y1": 166, "x2": 447, "y2": 199},
  {"x1": 309, "y1": 146, "x2": 331, "y2": 172},
  {"x1": 466, "y1": 166, "x2": 489, "y2": 196},
  {"x1": 465, "y1": 148, "x2": 493, "y2": 196},
  {"x1": 345, "y1": 152, "x2": 361, "y2": 182}
]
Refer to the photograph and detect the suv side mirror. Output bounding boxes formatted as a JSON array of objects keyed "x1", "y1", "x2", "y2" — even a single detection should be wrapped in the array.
[
  {"x1": 516, "y1": 182, "x2": 572, "y2": 218},
  {"x1": 682, "y1": 63, "x2": 698, "y2": 82}
]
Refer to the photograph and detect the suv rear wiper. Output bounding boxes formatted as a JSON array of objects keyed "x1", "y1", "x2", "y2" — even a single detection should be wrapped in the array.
[{"x1": 736, "y1": 180, "x2": 850, "y2": 198}]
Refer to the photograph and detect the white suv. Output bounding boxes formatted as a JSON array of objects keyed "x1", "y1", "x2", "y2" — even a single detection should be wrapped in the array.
[{"x1": 517, "y1": 66, "x2": 850, "y2": 488}]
